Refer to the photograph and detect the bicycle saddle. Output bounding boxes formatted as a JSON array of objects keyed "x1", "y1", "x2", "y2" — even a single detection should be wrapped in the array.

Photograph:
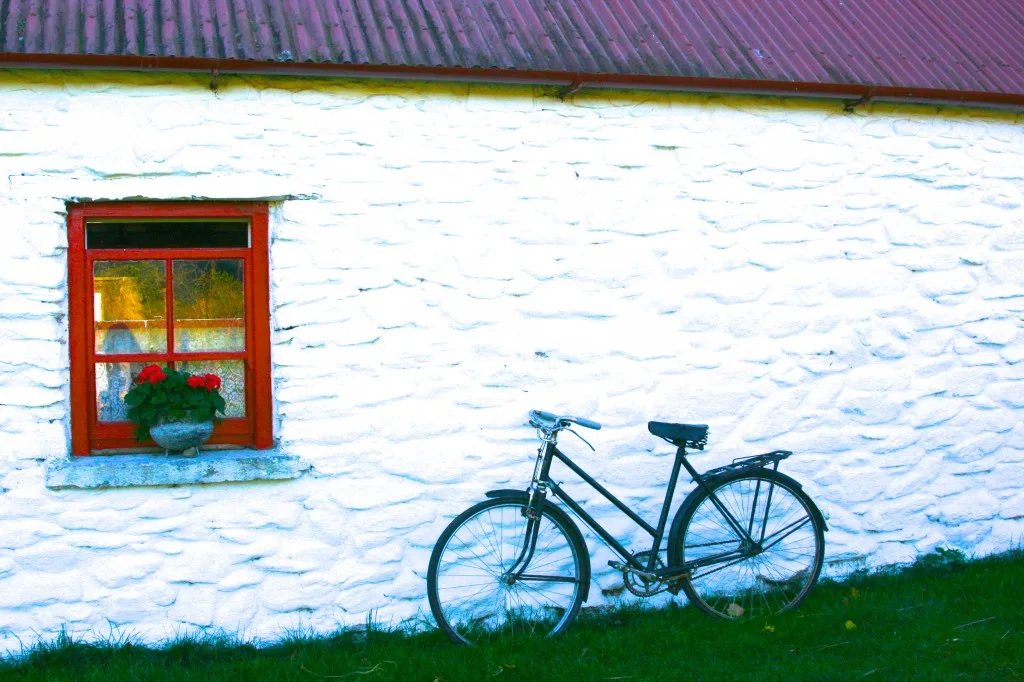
[{"x1": 648, "y1": 421, "x2": 709, "y2": 450}]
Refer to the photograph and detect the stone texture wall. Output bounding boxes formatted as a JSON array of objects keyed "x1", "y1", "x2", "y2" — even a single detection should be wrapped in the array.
[{"x1": 0, "y1": 69, "x2": 1022, "y2": 651}]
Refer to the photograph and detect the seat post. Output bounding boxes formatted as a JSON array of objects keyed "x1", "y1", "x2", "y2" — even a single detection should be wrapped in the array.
[{"x1": 676, "y1": 445, "x2": 704, "y2": 484}]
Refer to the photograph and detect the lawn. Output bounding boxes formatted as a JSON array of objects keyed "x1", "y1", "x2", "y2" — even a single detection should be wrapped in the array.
[{"x1": 1, "y1": 549, "x2": 1021, "y2": 681}]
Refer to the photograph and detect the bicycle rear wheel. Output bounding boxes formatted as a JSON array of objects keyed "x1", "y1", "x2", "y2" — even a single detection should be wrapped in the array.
[
  {"x1": 427, "y1": 497, "x2": 589, "y2": 645},
  {"x1": 669, "y1": 471, "x2": 825, "y2": 619}
]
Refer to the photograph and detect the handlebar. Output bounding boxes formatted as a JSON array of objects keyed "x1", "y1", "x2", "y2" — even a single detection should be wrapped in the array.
[{"x1": 529, "y1": 409, "x2": 602, "y2": 431}]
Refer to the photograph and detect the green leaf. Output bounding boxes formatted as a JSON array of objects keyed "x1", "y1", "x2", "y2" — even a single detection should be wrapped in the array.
[{"x1": 121, "y1": 365, "x2": 233, "y2": 438}]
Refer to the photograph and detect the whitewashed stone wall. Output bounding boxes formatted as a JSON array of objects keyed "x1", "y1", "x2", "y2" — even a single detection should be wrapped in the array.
[{"x1": 0, "y1": 69, "x2": 1022, "y2": 651}]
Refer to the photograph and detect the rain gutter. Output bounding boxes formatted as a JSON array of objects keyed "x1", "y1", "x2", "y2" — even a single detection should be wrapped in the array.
[{"x1": 2, "y1": 53, "x2": 1023, "y2": 112}]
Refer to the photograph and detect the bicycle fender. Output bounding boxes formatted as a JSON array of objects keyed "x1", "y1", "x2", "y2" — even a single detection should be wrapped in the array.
[
  {"x1": 691, "y1": 470, "x2": 827, "y2": 531},
  {"x1": 752, "y1": 471, "x2": 827, "y2": 532},
  {"x1": 485, "y1": 489, "x2": 528, "y2": 499}
]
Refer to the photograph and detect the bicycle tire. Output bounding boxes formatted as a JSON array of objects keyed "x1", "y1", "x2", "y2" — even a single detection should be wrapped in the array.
[
  {"x1": 668, "y1": 470, "x2": 825, "y2": 619},
  {"x1": 427, "y1": 496, "x2": 590, "y2": 645}
]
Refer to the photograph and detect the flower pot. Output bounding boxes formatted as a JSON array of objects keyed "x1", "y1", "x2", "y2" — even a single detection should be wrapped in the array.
[{"x1": 149, "y1": 419, "x2": 215, "y2": 456}]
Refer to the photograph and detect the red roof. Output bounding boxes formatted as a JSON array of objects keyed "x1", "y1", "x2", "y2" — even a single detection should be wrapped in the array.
[{"x1": 2, "y1": 1, "x2": 1023, "y2": 107}]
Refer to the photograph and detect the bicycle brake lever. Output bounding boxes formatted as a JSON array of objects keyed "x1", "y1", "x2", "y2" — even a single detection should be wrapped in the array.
[{"x1": 566, "y1": 428, "x2": 595, "y2": 451}]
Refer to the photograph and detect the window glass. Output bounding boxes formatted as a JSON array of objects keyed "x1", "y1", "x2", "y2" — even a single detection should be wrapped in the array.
[
  {"x1": 178, "y1": 359, "x2": 247, "y2": 417},
  {"x1": 93, "y1": 261, "x2": 167, "y2": 354},
  {"x1": 173, "y1": 260, "x2": 246, "y2": 353},
  {"x1": 95, "y1": 361, "x2": 144, "y2": 422},
  {"x1": 86, "y1": 221, "x2": 249, "y2": 249}
]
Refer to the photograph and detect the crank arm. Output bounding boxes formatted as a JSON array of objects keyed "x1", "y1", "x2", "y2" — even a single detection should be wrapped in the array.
[{"x1": 608, "y1": 560, "x2": 660, "y2": 581}]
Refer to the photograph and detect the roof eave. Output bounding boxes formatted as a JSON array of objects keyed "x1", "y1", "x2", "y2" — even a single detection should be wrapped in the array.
[{"x1": 2, "y1": 52, "x2": 1023, "y2": 112}]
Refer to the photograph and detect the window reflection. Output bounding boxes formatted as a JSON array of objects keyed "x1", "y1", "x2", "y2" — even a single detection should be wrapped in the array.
[
  {"x1": 96, "y1": 361, "x2": 144, "y2": 422},
  {"x1": 173, "y1": 260, "x2": 245, "y2": 353},
  {"x1": 94, "y1": 261, "x2": 167, "y2": 354}
]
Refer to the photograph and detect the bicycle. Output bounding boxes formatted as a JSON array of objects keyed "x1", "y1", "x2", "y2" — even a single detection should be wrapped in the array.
[{"x1": 427, "y1": 410, "x2": 828, "y2": 645}]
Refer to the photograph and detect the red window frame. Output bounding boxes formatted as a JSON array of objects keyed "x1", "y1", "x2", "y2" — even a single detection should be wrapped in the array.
[{"x1": 68, "y1": 202, "x2": 273, "y2": 455}]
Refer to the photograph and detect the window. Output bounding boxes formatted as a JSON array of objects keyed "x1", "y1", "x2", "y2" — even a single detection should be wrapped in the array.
[{"x1": 68, "y1": 203, "x2": 272, "y2": 455}]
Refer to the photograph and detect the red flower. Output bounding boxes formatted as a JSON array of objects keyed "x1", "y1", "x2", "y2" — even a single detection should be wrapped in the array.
[
  {"x1": 135, "y1": 365, "x2": 167, "y2": 384},
  {"x1": 186, "y1": 373, "x2": 221, "y2": 391}
]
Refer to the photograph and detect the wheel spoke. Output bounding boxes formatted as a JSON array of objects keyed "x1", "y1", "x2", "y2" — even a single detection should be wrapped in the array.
[
  {"x1": 679, "y1": 474, "x2": 823, "y2": 619},
  {"x1": 429, "y1": 500, "x2": 585, "y2": 644}
]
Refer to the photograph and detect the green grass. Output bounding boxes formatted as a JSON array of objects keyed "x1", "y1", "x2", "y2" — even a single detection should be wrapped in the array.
[{"x1": 2, "y1": 549, "x2": 1022, "y2": 681}]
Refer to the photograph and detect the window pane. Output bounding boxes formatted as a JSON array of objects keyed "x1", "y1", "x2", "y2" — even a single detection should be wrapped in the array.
[
  {"x1": 86, "y1": 221, "x2": 249, "y2": 249},
  {"x1": 96, "y1": 361, "x2": 246, "y2": 423},
  {"x1": 173, "y1": 260, "x2": 245, "y2": 352},
  {"x1": 95, "y1": 362, "x2": 146, "y2": 422},
  {"x1": 178, "y1": 360, "x2": 246, "y2": 417},
  {"x1": 94, "y1": 261, "x2": 167, "y2": 354}
]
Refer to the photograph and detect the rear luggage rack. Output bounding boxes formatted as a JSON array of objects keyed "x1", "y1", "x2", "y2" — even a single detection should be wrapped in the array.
[{"x1": 702, "y1": 450, "x2": 792, "y2": 478}]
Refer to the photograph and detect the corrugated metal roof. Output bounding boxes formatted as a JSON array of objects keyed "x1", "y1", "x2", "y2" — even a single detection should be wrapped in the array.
[{"x1": 2, "y1": 0, "x2": 1024, "y2": 102}]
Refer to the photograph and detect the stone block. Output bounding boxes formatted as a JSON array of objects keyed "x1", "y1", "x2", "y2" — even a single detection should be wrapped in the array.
[
  {"x1": 328, "y1": 476, "x2": 425, "y2": 511},
  {"x1": 863, "y1": 494, "x2": 936, "y2": 532},
  {"x1": 963, "y1": 319, "x2": 1019, "y2": 345},
  {"x1": 884, "y1": 461, "x2": 940, "y2": 498},
  {"x1": 56, "y1": 509, "x2": 133, "y2": 533},
  {"x1": 820, "y1": 468, "x2": 888, "y2": 505},
  {"x1": 87, "y1": 553, "x2": 164, "y2": 589},
  {"x1": 904, "y1": 398, "x2": 961, "y2": 429},
  {"x1": 986, "y1": 257, "x2": 1024, "y2": 287},
  {"x1": 988, "y1": 465, "x2": 1024, "y2": 491},
  {"x1": 4, "y1": 519, "x2": 66, "y2": 550},
  {"x1": 998, "y1": 493, "x2": 1024, "y2": 520},
  {"x1": 100, "y1": 583, "x2": 178, "y2": 625},
  {"x1": 160, "y1": 549, "x2": 236, "y2": 585},
  {"x1": 259, "y1": 575, "x2": 332, "y2": 613},
  {"x1": 12, "y1": 542, "x2": 83, "y2": 574},
  {"x1": 987, "y1": 381, "x2": 1024, "y2": 408},
  {"x1": 215, "y1": 588, "x2": 261, "y2": 626},
  {"x1": 218, "y1": 568, "x2": 265, "y2": 592},
  {"x1": 253, "y1": 540, "x2": 337, "y2": 575},
  {"x1": 929, "y1": 490, "x2": 1001, "y2": 526},
  {"x1": 0, "y1": 571, "x2": 84, "y2": 609},
  {"x1": 946, "y1": 433, "x2": 1004, "y2": 464},
  {"x1": 167, "y1": 585, "x2": 218, "y2": 627}
]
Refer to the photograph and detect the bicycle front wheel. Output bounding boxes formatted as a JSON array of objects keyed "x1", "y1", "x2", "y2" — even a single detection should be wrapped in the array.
[
  {"x1": 670, "y1": 471, "x2": 825, "y2": 619},
  {"x1": 427, "y1": 497, "x2": 589, "y2": 645}
]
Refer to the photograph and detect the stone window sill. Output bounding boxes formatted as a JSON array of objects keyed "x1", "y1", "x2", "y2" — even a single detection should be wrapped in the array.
[{"x1": 45, "y1": 448, "x2": 312, "y2": 490}]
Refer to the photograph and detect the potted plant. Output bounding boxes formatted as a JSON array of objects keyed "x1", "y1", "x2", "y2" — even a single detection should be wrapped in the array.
[{"x1": 124, "y1": 364, "x2": 227, "y2": 456}]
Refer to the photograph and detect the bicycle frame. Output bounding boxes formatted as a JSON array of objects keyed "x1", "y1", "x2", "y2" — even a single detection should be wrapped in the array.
[{"x1": 507, "y1": 439, "x2": 783, "y2": 582}]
